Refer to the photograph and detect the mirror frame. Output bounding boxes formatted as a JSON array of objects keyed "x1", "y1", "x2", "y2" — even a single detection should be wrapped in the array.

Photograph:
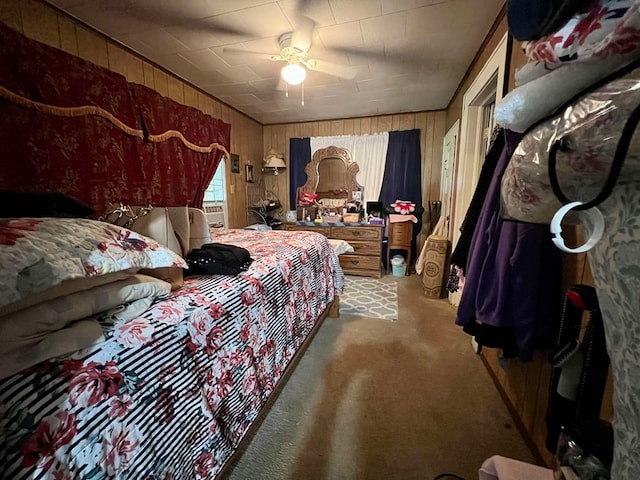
[{"x1": 297, "y1": 146, "x2": 363, "y2": 203}]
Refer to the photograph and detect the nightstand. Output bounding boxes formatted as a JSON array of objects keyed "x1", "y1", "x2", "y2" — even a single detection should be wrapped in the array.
[{"x1": 387, "y1": 220, "x2": 413, "y2": 275}]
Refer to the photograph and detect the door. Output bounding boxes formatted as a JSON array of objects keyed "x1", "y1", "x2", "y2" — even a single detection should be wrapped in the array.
[{"x1": 440, "y1": 120, "x2": 459, "y2": 239}]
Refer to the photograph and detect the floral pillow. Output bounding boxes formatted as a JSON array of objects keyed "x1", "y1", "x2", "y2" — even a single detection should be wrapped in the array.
[{"x1": 0, "y1": 217, "x2": 187, "y2": 310}]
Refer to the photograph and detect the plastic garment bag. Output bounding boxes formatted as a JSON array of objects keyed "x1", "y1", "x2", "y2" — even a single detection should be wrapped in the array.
[{"x1": 500, "y1": 61, "x2": 640, "y2": 225}]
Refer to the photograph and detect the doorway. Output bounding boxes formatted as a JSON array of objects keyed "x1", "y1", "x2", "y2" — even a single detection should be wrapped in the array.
[{"x1": 449, "y1": 33, "x2": 508, "y2": 306}]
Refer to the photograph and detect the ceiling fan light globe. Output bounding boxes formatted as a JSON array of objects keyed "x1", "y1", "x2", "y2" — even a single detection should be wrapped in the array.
[{"x1": 281, "y1": 63, "x2": 306, "y2": 85}]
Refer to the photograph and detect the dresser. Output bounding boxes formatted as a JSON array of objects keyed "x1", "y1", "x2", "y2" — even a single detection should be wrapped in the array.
[{"x1": 283, "y1": 222, "x2": 384, "y2": 278}]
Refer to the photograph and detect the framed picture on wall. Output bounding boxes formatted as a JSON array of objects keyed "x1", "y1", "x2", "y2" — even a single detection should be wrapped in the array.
[
  {"x1": 245, "y1": 164, "x2": 255, "y2": 183},
  {"x1": 230, "y1": 153, "x2": 240, "y2": 174}
]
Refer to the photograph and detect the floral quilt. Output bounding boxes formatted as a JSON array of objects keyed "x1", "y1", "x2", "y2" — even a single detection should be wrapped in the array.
[{"x1": 0, "y1": 229, "x2": 343, "y2": 480}]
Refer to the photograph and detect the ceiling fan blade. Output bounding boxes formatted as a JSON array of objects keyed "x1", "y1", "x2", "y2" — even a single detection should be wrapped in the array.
[
  {"x1": 182, "y1": 18, "x2": 252, "y2": 38},
  {"x1": 330, "y1": 46, "x2": 417, "y2": 69},
  {"x1": 119, "y1": 3, "x2": 253, "y2": 38},
  {"x1": 295, "y1": 0, "x2": 315, "y2": 17},
  {"x1": 305, "y1": 59, "x2": 358, "y2": 80},
  {"x1": 290, "y1": 15, "x2": 315, "y2": 53},
  {"x1": 222, "y1": 47, "x2": 284, "y2": 62}
]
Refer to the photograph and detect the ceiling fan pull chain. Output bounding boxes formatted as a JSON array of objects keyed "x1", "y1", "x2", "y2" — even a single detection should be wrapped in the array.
[
  {"x1": 285, "y1": 82, "x2": 289, "y2": 98},
  {"x1": 301, "y1": 82, "x2": 305, "y2": 106}
]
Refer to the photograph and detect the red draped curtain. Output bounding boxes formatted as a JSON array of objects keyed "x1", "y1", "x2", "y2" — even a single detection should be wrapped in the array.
[{"x1": 0, "y1": 21, "x2": 230, "y2": 215}]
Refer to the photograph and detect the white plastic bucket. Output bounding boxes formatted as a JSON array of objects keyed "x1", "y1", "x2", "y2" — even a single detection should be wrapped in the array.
[{"x1": 392, "y1": 263, "x2": 406, "y2": 276}]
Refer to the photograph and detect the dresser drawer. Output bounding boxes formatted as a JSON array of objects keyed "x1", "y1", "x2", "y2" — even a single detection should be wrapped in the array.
[
  {"x1": 339, "y1": 254, "x2": 380, "y2": 271},
  {"x1": 331, "y1": 226, "x2": 382, "y2": 242},
  {"x1": 284, "y1": 224, "x2": 331, "y2": 236},
  {"x1": 388, "y1": 221, "x2": 413, "y2": 244},
  {"x1": 348, "y1": 240, "x2": 381, "y2": 256}
]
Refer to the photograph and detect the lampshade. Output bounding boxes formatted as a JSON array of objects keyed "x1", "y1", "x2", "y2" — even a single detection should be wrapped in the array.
[
  {"x1": 281, "y1": 63, "x2": 307, "y2": 86},
  {"x1": 264, "y1": 149, "x2": 286, "y2": 175}
]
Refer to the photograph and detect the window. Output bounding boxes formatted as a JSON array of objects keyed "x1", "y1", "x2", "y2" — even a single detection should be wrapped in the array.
[
  {"x1": 204, "y1": 161, "x2": 225, "y2": 203},
  {"x1": 203, "y1": 160, "x2": 227, "y2": 227}
]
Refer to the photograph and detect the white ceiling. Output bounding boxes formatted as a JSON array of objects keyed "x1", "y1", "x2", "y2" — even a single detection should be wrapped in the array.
[{"x1": 46, "y1": 0, "x2": 504, "y2": 125}]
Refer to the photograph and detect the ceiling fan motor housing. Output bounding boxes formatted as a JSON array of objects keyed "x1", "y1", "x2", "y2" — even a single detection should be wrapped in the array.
[{"x1": 279, "y1": 32, "x2": 307, "y2": 61}]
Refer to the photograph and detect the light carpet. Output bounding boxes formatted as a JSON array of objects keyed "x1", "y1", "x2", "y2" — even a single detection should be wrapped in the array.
[{"x1": 339, "y1": 275, "x2": 398, "y2": 320}]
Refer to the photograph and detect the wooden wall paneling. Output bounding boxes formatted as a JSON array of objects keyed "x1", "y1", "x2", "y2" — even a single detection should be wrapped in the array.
[
  {"x1": 153, "y1": 68, "x2": 169, "y2": 97},
  {"x1": 107, "y1": 44, "x2": 145, "y2": 85},
  {"x1": 212, "y1": 100, "x2": 221, "y2": 122},
  {"x1": 167, "y1": 76, "x2": 185, "y2": 104},
  {"x1": 392, "y1": 115, "x2": 400, "y2": 132},
  {"x1": 531, "y1": 358, "x2": 555, "y2": 466},
  {"x1": 21, "y1": 0, "x2": 59, "y2": 48},
  {"x1": 318, "y1": 121, "x2": 331, "y2": 136},
  {"x1": 0, "y1": 0, "x2": 23, "y2": 32},
  {"x1": 430, "y1": 112, "x2": 447, "y2": 204},
  {"x1": 506, "y1": 361, "x2": 530, "y2": 422},
  {"x1": 220, "y1": 104, "x2": 231, "y2": 124},
  {"x1": 195, "y1": 91, "x2": 209, "y2": 115},
  {"x1": 343, "y1": 118, "x2": 355, "y2": 134},
  {"x1": 58, "y1": 15, "x2": 78, "y2": 56},
  {"x1": 107, "y1": 43, "x2": 130, "y2": 79},
  {"x1": 522, "y1": 352, "x2": 547, "y2": 433},
  {"x1": 352, "y1": 118, "x2": 362, "y2": 135},
  {"x1": 183, "y1": 85, "x2": 198, "y2": 109},
  {"x1": 377, "y1": 115, "x2": 393, "y2": 132},
  {"x1": 300, "y1": 122, "x2": 314, "y2": 138},
  {"x1": 415, "y1": 112, "x2": 429, "y2": 227},
  {"x1": 142, "y1": 63, "x2": 155, "y2": 89},
  {"x1": 422, "y1": 113, "x2": 436, "y2": 209},
  {"x1": 360, "y1": 117, "x2": 372, "y2": 134},
  {"x1": 397, "y1": 114, "x2": 415, "y2": 131},
  {"x1": 331, "y1": 120, "x2": 344, "y2": 136},
  {"x1": 76, "y1": 26, "x2": 109, "y2": 68}
]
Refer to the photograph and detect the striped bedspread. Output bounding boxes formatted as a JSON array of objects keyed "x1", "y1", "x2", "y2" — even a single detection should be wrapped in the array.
[{"x1": 0, "y1": 229, "x2": 343, "y2": 480}]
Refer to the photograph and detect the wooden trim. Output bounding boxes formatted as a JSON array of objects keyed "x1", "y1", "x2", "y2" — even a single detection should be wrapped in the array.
[
  {"x1": 479, "y1": 351, "x2": 551, "y2": 468},
  {"x1": 265, "y1": 109, "x2": 446, "y2": 128},
  {"x1": 215, "y1": 297, "x2": 338, "y2": 478}
]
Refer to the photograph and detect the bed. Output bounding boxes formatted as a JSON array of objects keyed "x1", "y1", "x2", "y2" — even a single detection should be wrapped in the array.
[{"x1": 0, "y1": 218, "x2": 343, "y2": 480}]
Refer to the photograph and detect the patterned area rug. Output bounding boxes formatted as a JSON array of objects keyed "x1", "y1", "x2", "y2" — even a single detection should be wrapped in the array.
[{"x1": 340, "y1": 275, "x2": 398, "y2": 320}]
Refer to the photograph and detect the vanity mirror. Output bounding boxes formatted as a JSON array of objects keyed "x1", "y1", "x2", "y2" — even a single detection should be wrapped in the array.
[{"x1": 296, "y1": 145, "x2": 364, "y2": 212}]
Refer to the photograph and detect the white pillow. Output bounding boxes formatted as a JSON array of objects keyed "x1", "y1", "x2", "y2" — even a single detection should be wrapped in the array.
[{"x1": 0, "y1": 274, "x2": 171, "y2": 379}]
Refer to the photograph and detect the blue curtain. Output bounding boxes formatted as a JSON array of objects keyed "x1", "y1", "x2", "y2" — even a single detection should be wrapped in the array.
[
  {"x1": 378, "y1": 129, "x2": 423, "y2": 266},
  {"x1": 289, "y1": 137, "x2": 311, "y2": 210}
]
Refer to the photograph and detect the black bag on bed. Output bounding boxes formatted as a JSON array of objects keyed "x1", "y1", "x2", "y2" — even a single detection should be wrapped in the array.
[{"x1": 185, "y1": 243, "x2": 253, "y2": 276}]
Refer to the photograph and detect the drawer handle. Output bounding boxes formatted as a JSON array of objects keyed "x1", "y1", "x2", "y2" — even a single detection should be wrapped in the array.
[{"x1": 352, "y1": 231, "x2": 363, "y2": 236}]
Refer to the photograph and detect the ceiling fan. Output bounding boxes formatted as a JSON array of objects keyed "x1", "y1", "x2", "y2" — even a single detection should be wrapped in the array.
[{"x1": 222, "y1": 15, "x2": 359, "y2": 95}]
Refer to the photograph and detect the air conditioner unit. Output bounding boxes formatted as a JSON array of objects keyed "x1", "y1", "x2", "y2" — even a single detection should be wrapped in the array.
[{"x1": 203, "y1": 206, "x2": 224, "y2": 226}]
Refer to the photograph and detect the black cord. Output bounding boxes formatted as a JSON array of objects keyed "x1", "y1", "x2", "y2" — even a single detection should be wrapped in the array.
[
  {"x1": 548, "y1": 102, "x2": 640, "y2": 210},
  {"x1": 433, "y1": 474, "x2": 465, "y2": 480}
]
